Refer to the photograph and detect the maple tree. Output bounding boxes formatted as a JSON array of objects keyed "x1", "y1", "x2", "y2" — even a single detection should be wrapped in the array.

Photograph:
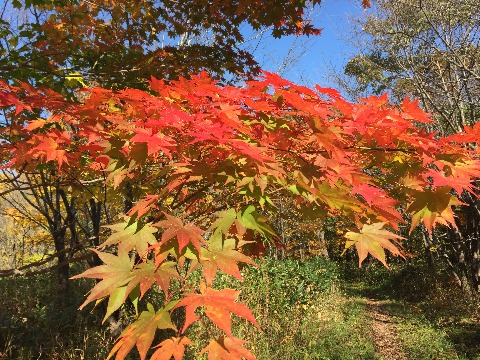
[
  {"x1": 1, "y1": 70, "x2": 480, "y2": 358},
  {"x1": 0, "y1": 0, "x2": 330, "y2": 303},
  {"x1": 0, "y1": 1, "x2": 380, "y2": 305},
  {"x1": 0, "y1": 0, "x2": 324, "y2": 90}
]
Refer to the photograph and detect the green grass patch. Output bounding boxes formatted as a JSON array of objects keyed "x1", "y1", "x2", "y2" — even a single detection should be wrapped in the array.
[
  {"x1": 343, "y1": 259, "x2": 480, "y2": 360},
  {"x1": 191, "y1": 257, "x2": 378, "y2": 359},
  {"x1": 380, "y1": 301, "x2": 465, "y2": 360}
]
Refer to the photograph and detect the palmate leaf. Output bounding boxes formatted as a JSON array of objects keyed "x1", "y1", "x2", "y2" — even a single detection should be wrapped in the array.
[
  {"x1": 200, "y1": 234, "x2": 257, "y2": 285},
  {"x1": 150, "y1": 337, "x2": 192, "y2": 360},
  {"x1": 0, "y1": 85, "x2": 32, "y2": 114},
  {"x1": 128, "y1": 194, "x2": 159, "y2": 219},
  {"x1": 200, "y1": 337, "x2": 255, "y2": 360},
  {"x1": 29, "y1": 133, "x2": 70, "y2": 168},
  {"x1": 107, "y1": 302, "x2": 177, "y2": 360},
  {"x1": 72, "y1": 251, "x2": 179, "y2": 321},
  {"x1": 154, "y1": 213, "x2": 206, "y2": 253},
  {"x1": 344, "y1": 222, "x2": 405, "y2": 267},
  {"x1": 126, "y1": 261, "x2": 181, "y2": 299},
  {"x1": 236, "y1": 205, "x2": 275, "y2": 238},
  {"x1": 401, "y1": 95, "x2": 434, "y2": 123},
  {"x1": 407, "y1": 187, "x2": 463, "y2": 233},
  {"x1": 101, "y1": 220, "x2": 158, "y2": 256},
  {"x1": 175, "y1": 281, "x2": 260, "y2": 337},
  {"x1": 72, "y1": 250, "x2": 134, "y2": 320},
  {"x1": 314, "y1": 180, "x2": 364, "y2": 214},
  {"x1": 426, "y1": 159, "x2": 480, "y2": 194},
  {"x1": 353, "y1": 184, "x2": 403, "y2": 228},
  {"x1": 210, "y1": 208, "x2": 237, "y2": 236},
  {"x1": 130, "y1": 128, "x2": 176, "y2": 157}
]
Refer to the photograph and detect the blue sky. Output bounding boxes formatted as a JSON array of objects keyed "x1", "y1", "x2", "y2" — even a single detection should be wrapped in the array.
[{"x1": 250, "y1": 0, "x2": 366, "y2": 88}]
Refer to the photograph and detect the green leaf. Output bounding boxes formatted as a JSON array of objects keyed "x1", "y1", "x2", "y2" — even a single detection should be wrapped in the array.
[
  {"x1": 101, "y1": 220, "x2": 158, "y2": 256},
  {"x1": 105, "y1": 285, "x2": 128, "y2": 321},
  {"x1": 237, "y1": 205, "x2": 276, "y2": 238},
  {"x1": 210, "y1": 208, "x2": 237, "y2": 236},
  {"x1": 72, "y1": 250, "x2": 134, "y2": 314},
  {"x1": 316, "y1": 181, "x2": 363, "y2": 213},
  {"x1": 8, "y1": 36, "x2": 18, "y2": 48},
  {"x1": 64, "y1": 71, "x2": 87, "y2": 87},
  {"x1": 129, "y1": 285, "x2": 140, "y2": 316}
]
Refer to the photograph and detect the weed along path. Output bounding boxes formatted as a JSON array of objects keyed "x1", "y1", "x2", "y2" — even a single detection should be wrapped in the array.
[{"x1": 364, "y1": 299, "x2": 408, "y2": 360}]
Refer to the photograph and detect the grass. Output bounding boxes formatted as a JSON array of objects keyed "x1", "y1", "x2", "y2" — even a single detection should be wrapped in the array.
[
  {"x1": 245, "y1": 294, "x2": 378, "y2": 360},
  {"x1": 223, "y1": 258, "x2": 379, "y2": 360},
  {"x1": 0, "y1": 257, "x2": 479, "y2": 359}
]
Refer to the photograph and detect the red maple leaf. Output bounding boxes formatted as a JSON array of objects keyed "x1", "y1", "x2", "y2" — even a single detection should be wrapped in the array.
[
  {"x1": 30, "y1": 135, "x2": 69, "y2": 168},
  {"x1": 401, "y1": 95, "x2": 434, "y2": 123},
  {"x1": 128, "y1": 195, "x2": 159, "y2": 219},
  {"x1": 130, "y1": 128, "x2": 175, "y2": 157},
  {"x1": 0, "y1": 88, "x2": 32, "y2": 114}
]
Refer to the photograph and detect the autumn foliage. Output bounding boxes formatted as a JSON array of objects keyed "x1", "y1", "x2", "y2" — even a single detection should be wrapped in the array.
[{"x1": 1, "y1": 72, "x2": 479, "y2": 359}]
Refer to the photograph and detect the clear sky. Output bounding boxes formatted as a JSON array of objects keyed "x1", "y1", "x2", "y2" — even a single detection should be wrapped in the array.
[{"x1": 249, "y1": 0, "x2": 367, "y2": 88}]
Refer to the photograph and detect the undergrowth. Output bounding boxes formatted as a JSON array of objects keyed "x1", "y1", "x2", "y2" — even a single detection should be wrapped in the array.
[{"x1": 1, "y1": 256, "x2": 478, "y2": 359}]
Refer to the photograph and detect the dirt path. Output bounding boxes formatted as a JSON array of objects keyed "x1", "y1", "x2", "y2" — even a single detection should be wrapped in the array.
[{"x1": 365, "y1": 299, "x2": 408, "y2": 360}]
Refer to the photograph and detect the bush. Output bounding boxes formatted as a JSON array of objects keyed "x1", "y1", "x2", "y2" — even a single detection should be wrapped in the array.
[{"x1": 0, "y1": 272, "x2": 116, "y2": 359}]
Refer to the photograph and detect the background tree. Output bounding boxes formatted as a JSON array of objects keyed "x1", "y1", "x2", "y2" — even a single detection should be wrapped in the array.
[
  {"x1": 0, "y1": 185, "x2": 52, "y2": 270},
  {"x1": 340, "y1": 0, "x2": 480, "y2": 292},
  {"x1": 0, "y1": 0, "x2": 322, "y2": 91},
  {"x1": 343, "y1": 0, "x2": 480, "y2": 134}
]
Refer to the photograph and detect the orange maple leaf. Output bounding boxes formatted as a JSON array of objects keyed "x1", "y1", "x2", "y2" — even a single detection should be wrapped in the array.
[
  {"x1": 150, "y1": 336, "x2": 192, "y2": 360},
  {"x1": 200, "y1": 336, "x2": 255, "y2": 360},
  {"x1": 154, "y1": 213, "x2": 206, "y2": 253},
  {"x1": 175, "y1": 281, "x2": 260, "y2": 336}
]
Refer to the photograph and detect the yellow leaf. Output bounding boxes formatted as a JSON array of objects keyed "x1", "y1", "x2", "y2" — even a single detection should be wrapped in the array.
[{"x1": 344, "y1": 222, "x2": 405, "y2": 267}]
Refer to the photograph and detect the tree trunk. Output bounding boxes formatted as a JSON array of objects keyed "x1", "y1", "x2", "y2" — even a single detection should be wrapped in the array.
[
  {"x1": 473, "y1": 245, "x2": 480, "y2": 292},
  {"x1": 52, "y1": 228, "x2": 70, "y2": 305},
  {"x1": 422, "y1": 230, "x2": 437, "y2": 286},
  {"x1": 57, "y1": 253, "x2": 70, "y2": 305}
]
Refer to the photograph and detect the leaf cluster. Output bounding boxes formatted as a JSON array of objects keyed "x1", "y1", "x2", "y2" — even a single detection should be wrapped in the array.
[{"x1": 1, "y1": 72, "x2": 480, "y2": 358}]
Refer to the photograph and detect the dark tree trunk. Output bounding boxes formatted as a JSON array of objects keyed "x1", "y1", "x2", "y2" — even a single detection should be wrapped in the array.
[
  {"x1": 422, "y1": 230, "x2": 437, "y2": 286},
  {"x1": 52, "y1": 227, "x2": 70, "y2": 304},
  {"x1": 57, "y1": 253, "x2": 70, "y2": 305}
]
